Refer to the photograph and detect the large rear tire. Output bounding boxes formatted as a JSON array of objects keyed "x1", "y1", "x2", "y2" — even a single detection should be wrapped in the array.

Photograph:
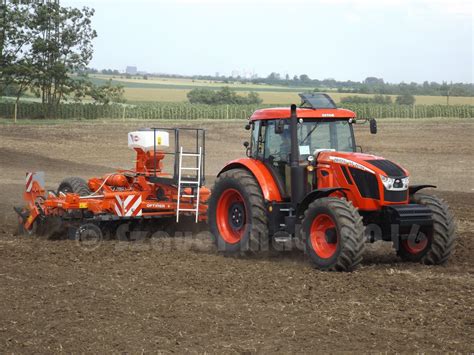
[
  {"x1": 398, "y1": 193, "x2": 455, "y2": 264},
  {"x1": 302, "y1": 197, "x2": 365, "y2": 271},
  {"x1": 208, "y1": 169, "x2": 268, "y2": 254},
  {"x1": 57, "y1": 177, "x2": 91, "y2": 196}
]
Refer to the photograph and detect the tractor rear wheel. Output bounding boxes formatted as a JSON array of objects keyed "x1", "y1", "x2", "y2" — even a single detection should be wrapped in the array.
[
  {"x1": 398, "y1": 193, "x2": 455, "y2": 264},
  {"x1": 57, "y1": 177, "x2": 91, "y2": 196},
  {"x1": 302, "y1": 197, "x2": 365, "y2": 271},
  {"x1": 208, "y1": 169, "x2": 268, "y2": 254}
]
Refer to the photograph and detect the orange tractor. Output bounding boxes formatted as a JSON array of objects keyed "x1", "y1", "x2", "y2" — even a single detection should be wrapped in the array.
[
  {"x1": 208, "y1": 93, "x2": 455, "y2": 271},
  {"x1": 15, "y1": 128, "x2": 210, "y2": 241}
]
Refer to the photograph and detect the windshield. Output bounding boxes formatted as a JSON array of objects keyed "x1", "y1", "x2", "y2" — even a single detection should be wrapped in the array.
[{"x1": 263, "y1": 119, "x2": 355, "y2": 161}]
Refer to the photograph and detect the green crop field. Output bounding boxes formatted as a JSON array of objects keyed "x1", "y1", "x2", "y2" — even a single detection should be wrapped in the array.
[{"x1": 1, "y1": 101, "x2": 472, "y2": 121}]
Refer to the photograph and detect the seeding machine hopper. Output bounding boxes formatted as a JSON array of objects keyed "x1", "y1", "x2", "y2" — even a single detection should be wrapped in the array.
[{"x1": 15, "y1": 128, "x2": 209, "y2": 241}]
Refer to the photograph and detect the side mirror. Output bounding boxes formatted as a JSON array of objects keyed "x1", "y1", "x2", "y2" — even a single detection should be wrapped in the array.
[
  {"x1": 243, "y1": 141, "x2": 251, "y2": 157},
  {"x1": 275, "y1": 119, "x2": 285, "y2": 134},
  {"x1": 245, "y1": 124, "x2": 251, "y2": 130},
  {"x1": 369, "y1": 118, "x2": 377, "y2": 134}
]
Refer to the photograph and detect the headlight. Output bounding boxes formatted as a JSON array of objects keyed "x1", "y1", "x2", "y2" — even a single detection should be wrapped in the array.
[
  {"x1": 401, "y1": 177, "x2": 409, "y2": 187},
  {"x1": 380, "y1": 175, "x2": 392, "y2": 189},
  {"x1": 380, "y1": 175, "x2": 409, "y2": 190}
]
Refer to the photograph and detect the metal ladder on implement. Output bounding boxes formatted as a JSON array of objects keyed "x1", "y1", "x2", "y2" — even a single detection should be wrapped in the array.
[{"x1": 176, "y1": 146, "x2": 202, "y2": 222}]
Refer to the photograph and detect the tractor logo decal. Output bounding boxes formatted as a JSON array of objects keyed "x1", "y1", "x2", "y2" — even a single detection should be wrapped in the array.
[
  {"x1": 114, "y1": 194, "x2": 142, "y2": 217},
  {"x1": 329, "y1": 156, "x2": 375, "y2": 174}
]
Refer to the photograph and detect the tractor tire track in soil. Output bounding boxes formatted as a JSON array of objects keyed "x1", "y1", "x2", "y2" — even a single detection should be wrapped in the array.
[{"x1": 0, "y1": 120, "x2": 472, "y2": 352}]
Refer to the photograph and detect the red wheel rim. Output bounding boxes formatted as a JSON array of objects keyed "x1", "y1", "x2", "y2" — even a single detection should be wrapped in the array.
[
  {"x1": 310, "y1": 214, "x2": 338, "y2": 259},
  {"x1": 402, "y1": 234, "x2": 429, "y2": 254},
  {"x1": 216, "y1": 189, "x2": 247, "y2": 244}
]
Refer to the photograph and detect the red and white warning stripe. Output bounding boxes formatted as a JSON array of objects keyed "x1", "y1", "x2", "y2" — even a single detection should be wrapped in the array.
[
  {"x1": 114, "y1": 194, "x2": 142, "y2": 217},
  {"x1": 26, "y1": 172, "x2": 34, "y2": 192}
]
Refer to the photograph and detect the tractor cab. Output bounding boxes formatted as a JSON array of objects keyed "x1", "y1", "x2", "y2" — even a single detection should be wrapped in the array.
[{"x1": 247, "y1": 93, "x2": 357, "y2": 198}]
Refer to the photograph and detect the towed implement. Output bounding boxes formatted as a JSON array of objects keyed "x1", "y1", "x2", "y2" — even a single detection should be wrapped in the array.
[{"x1": 15, "y1": 128, "x2": 209, "y2": 241}]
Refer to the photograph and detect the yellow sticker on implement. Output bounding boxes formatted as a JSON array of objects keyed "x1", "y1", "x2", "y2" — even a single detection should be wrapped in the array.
[{"x1": 79, "y1": 202, "x2": 88, "y2": 209}]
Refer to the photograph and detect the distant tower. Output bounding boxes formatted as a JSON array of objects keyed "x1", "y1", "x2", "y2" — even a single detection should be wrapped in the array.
[{"x1": 126, "y1": 66, "x2": 138, "y2": 75}]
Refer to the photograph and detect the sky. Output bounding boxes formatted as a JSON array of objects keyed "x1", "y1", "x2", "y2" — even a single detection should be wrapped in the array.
[{"x1": 63, "y1": 0, "x2": 473, "y2": 83}]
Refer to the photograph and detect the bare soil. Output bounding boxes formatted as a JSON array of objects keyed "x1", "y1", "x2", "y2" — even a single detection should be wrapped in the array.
[{"x1": 0, "y1": 119, "x2": 473, "y2": 352}]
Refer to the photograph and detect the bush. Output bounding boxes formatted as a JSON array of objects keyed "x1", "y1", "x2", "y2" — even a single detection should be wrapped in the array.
[
  {"x1": 187, "y1": 87, "x2": 262, "y2": 105},
  {"x1": 396, "y1": 94, "x2": 416, "y2": 105}
]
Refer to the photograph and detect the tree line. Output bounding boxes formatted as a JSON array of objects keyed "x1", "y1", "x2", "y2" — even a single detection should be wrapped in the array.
[
  {"x1": 148, "y1": 72, "x2": 473, "y2": 98},
  {"x1": 0, "y1": 0, "x2": 124, "y2": 117}
]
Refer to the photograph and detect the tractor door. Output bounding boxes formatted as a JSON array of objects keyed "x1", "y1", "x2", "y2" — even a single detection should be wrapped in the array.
[
  {"x1": 262, "y1": 120, "x2": 292, "y2": 196},
  {"x1": 250, "y1": 120, "x2": 289, "y2": 198}
]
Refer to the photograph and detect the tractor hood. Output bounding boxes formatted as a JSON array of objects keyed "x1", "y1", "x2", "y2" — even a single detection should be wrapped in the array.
[
  {"x1": 316, "y1": 151, "x2": 409, "y2": 178},
  {"x1": 316, "y1": 151, "x2": 410, "y2": 205}
]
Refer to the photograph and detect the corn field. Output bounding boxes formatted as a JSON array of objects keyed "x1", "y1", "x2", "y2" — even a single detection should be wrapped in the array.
[{"x1": 0, "y1": 101, "x2": 473, "y2": 120}]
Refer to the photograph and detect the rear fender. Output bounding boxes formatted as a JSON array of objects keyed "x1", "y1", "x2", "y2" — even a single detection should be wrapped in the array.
[
  {"x1": 217, "y1": 159, "x2": 283, "y2": 202},
  {"x1": 296, "y1": 188, "x2": 347, "y2": 218}
]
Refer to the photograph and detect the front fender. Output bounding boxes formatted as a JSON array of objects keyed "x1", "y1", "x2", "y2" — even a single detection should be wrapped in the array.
[
  {"x1": 296, "y1": 188, "x2": 348, "y2": 218},
  {"x1": 409, "y1": 184, "x2": 437, "y2": 195},
  {"x1": 217, "y1": 158, "x2": 283, "y2": 202}
]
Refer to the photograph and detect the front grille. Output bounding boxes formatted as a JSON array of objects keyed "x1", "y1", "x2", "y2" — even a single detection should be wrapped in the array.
[
  {"x1": 384, "y1": 188, "x2": 408, "y2": 202},
  {"x1": 366, "y1": 159, "x2": 405, "y2": 177},
  {"x1": 349, "y1": 167, "x2": 380, "y2": 199},
  {"x1": 341, "y1": 165, "x2": 353, "y2": 185}
]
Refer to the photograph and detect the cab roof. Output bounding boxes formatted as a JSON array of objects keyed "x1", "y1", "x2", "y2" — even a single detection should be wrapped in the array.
[{"x1": 249, "y1": 107, "x2": 357, "y2": 121}]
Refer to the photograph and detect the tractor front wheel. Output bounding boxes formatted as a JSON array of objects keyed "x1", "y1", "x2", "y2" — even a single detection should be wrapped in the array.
[
  {"x1": 208, "y1": 169, "x2": 268, "y2": 254},
  {"x1": 302, "y1": 197, "x2": 365, "y2": 271},
  {"x1": 398, "y1": 193, "x2": 455, "y2": 264}
]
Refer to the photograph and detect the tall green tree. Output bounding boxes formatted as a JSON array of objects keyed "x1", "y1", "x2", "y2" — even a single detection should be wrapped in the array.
[
  {"x1": 0, "y1": 0, "x2": 96, "y2": 117},
  {"x1": 29, "y1": 1, "x2": 96, "y2": 114},
  {"x1": 0, "y1": 1, "x2": 35, "y2": 103}
]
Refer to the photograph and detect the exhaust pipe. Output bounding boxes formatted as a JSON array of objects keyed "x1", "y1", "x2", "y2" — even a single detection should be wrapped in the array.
[{"x1": 289, "y1": 104, "x2": 306, "y2": 206}]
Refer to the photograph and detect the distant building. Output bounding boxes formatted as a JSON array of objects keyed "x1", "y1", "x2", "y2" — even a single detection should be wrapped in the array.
[
  {"x1": 231, "y1": 70, "x2": 240, "y2": 78},
  {"x1": 126, "y1": 66, "x2": 137, "y2": 75}
]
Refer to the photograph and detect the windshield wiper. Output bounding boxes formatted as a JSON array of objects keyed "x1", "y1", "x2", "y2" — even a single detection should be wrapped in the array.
[{"x1": 300, "y1": 123, "x2": 319, "y2": 145}]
